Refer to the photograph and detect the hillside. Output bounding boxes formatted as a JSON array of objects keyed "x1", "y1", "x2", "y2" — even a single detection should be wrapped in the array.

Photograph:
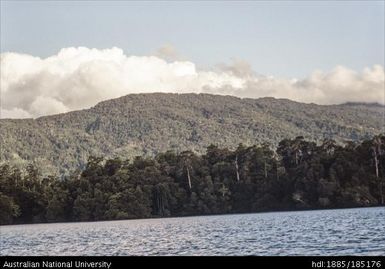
[{"x1": 0, "y1": 93, "x2": 383, "y2": 175}]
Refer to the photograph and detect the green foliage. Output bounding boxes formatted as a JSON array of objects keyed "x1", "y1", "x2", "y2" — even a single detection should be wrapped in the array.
[
  {"x1": 0, "y1": 192, "x2": 20, "y2": 225},
  {"x1": 0, "y1": 135, "x2": 384, "y2": 225},
  {"x1": 1, "y1": 93, "x2": 383, "y2": 176}
]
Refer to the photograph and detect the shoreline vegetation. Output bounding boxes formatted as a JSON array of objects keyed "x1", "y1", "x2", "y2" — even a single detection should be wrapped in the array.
[
  {"x1": 1, "y1": 135, "x2": 384, "y2": 225},
  {"x1": 2, "y1": 205, "x2": 384, "y2": 227}
]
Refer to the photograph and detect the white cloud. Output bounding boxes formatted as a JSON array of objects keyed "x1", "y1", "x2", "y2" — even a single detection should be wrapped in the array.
[
  {"x1": 29, "y1": 96, "x2": 69, "y2": 118},
  {"x1": 1, "y1": 47, "x2": 384, "y2": 119},
  {"x1": 216, "y1": 59, "x2": 255, "y2": 78},
  {"x1": 0, "y1": 108, "x2": 32, "y2": 119}
]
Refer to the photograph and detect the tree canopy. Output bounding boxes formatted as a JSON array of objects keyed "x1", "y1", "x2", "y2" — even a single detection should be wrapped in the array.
[{"x1": 1, "y1": 135, "x2": 384, "y2": 225}]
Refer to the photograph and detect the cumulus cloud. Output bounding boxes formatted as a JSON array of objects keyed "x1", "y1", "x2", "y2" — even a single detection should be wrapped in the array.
[
  {"x1": 216, "y1": 59, "x2": 255, "y2": 78},
  {"x1": 1, "y1": 46, "x2": 384, "y2": 119},
  {"x1": 209, "y1": 64, "x2": 384, "y2": 105}
]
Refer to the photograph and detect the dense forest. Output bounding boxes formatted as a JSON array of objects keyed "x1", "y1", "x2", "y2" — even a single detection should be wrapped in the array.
[
  {"x1": 1, "y1": 93, "x2": 383, "y2": 176},
  {"x1": 0, "y1": 135, "x2": 384, "y2": 225}
]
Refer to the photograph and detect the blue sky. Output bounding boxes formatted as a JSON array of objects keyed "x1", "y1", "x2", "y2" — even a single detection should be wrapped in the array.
[{"x1": 1, "y1": 0, "x2": 384, "y2": 78}]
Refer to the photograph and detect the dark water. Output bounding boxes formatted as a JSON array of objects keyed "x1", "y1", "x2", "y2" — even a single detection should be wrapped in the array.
[{"x1": 1, "y1": 207, "x2": 384, "y2": 256}]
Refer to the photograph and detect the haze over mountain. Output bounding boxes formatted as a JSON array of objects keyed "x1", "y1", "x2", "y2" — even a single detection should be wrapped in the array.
[{"x1": 0, "y1": 93, "x2": 383, "y2": 175}]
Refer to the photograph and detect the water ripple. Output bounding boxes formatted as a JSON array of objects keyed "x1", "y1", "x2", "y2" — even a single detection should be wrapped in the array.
[{"x1": 1, "y1": 207, "x2": 384, "y2": 256}]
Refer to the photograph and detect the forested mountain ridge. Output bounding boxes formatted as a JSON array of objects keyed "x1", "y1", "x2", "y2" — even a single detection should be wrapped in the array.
[{"x1": 0, "y1": 93, "x2": 383, "y2": 175}]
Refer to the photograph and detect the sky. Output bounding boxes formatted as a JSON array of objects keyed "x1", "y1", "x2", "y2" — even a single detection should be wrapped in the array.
[{"x1": 0, "y1": 1, "x2": 384, "y2": 118}]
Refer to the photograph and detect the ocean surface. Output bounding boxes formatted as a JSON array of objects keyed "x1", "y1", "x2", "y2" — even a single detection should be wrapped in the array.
[{"x1": 1, "y1": 207, "x2": 384, "y2": 256}]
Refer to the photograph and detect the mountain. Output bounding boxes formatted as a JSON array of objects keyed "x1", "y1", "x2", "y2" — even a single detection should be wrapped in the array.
[{"x1": 0, "y1": 93, "x2": 383, "y2": 175}]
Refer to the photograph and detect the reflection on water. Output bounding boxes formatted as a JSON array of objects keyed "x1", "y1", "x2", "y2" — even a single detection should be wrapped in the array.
[{"x1": 1, "y1": 207, "x2": 384, "y2": 256}]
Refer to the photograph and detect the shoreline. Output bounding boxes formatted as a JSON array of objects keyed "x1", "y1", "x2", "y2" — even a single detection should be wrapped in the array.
[{"x1": 2, "y1": 205, "x2": 384, "y2": 227}]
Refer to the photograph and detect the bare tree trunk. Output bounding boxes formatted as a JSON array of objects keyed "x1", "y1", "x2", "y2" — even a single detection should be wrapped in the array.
[
  {"x1": 372, "y1": 146, "x2": 383, "y2": 204},
  {"x1": 187, "y1": 167, "x2": 192, "y2": 190},
  {"x1": 373, "y1": 147, "x2": 379, "y2": 178},
  {"x1": 235, "y1": 155, "x2": 240, "y2": 182}
]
